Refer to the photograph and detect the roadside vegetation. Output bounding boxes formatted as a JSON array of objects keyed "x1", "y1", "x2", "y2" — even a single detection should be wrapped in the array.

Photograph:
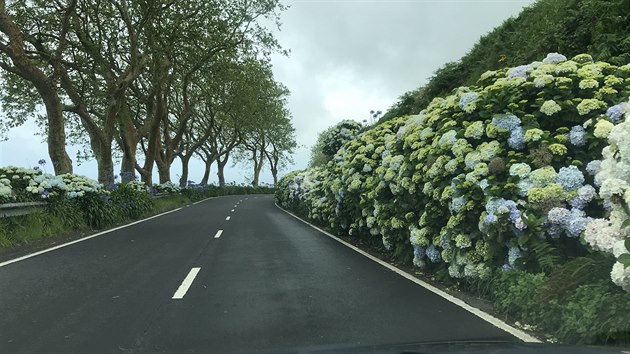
[
  {"x1": 277, "y1": 52, "x2": 630, "y2": 345},
  {"x1": 0, "y1": 1, "x2": 286, "y2": 250},
  {"x1": 279, "y1": 0, "x2": 630, "y2": 344},
  {"x1": 0, "y1": 165, "x2": 272, "y2": 249}
]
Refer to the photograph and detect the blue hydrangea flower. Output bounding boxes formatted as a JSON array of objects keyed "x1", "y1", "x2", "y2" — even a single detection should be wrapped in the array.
[
  {"x1": 546, "y1": 223, "x2": 564, "y2": 238},
  {"x1": 492, "y1": 113, "x2": 521, "y2": 131},
  {"x1": 548, "y1": 207, "x2": 571, "y2": 225},
  {"x1": 605, "y1": 102, "x2": 628, "y2": 123},
  {"x1": 508, "y1": 247, "x2": 522, "y2": 266},
  {"x1": 566, "y1": 216, "x2": 591, "y2": 238},
  {"x1": 509, "y1": 208, "x2": 521, "y2": 223},
  {"x1": 486, "y1": 198, "x2": 517, "y2": 215},
  {"x1": 569, "y1": 184, "x2": 596, "y2": 210},
  {"x1": 449, "y1": 196, "x2": 467, "y2": 213},
  {"x1": 508, "y1": 127, "x2": 525, "y2": 150},
  {"x1": 586, "y1": 160, "x2": 602, "y2": 176},
  {"x1": 426, "y1": 245, "x2": 441, "y2": 263},
  {"x1": 484, "y1": 213, "x2": 498, "y2": 225},
  {"x1": 459, "y1": 92, "x2": 479, "y2": 111},
  {"x1": 542, "y1": 53, "x2": 567, "y2": 64},
  {"x1": 556, "y1": 165, "x2": 585, "y2": 190},
  {"x1": 413, "y1": 245, "x2": 426, "y2": 258},
  {"x1": 569, "y1": 125, "x2": 586, "y2": 146},
  {"x1": 565, "y1": 208, "x2": 591, "y2": 238},
  {"x1": 507, "y1": 65, "x2": 533, "y2": 79}
]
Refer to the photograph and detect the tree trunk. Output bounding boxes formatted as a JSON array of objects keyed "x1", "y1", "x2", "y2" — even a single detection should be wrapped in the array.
[
  {"x1": 271, "y1": 167, "x2": 278, "y2": 187},
  {"x1": 95, "y1": 142, "x2": 114, "y2": 184},
  {"x1": 252, "y1": 149, "x2": 265, "y2": 187},
  {"x1": 121, "y1": 148, "x2": 137, "y2": 182},
  {"x1": 157, "y1": 157, "x2": 171, "y2": 184},
  {"x1": 178, "y1": 154, "x2": 192, "y2": 187},
  {"x1": 200, "y1": 158, "x2": 212, "y2": 185},
  {"x1": 216, "y1": 156, "x2": 228, "y2": 187},
  {"x1": 41, "y1": 86, "x2": 74, "y2": 175},
  {"x1": 119, "y1": 101, "x2": 138, "y2": 182},
  {"x1": 217, "y1": 166, "x2": 225, "y2": 187},
  {"x1": 138, "y1": 80, "x2": 166, "y2": 185},
  {"x1": 252, "y1": 165, "x2": 263, "y2": 187}
]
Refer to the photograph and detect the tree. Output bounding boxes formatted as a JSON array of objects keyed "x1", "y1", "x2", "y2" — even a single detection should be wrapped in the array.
[
  {"x1": 264, "y1": 112, "x2": 296, "y2": 186},
  {"x1": 234, "y1": 65, "x2": 290, "y2": 187},
  {"x1": 0, "y1": 0, "x2": 293, "y2": 186},
  {"x1": 136, "y1": 0, "x2": 285, "y2": 184},
  {"x1": 0, "y1": 0, "x2": 73, "y2": 174},
  {"x1": 0, "y1": 0, "x2": 156, "y2": 182}
]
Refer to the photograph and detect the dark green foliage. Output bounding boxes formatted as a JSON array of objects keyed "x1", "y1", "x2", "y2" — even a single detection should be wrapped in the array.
[
  {"x1": 181, "y1": 184, "x2": 274, "y2": 202},
  {"x1": 73, "y1": 192, "x2": 118, "y2": 229},
  {"x1": 379, "y1": 87, "x2": 427, "y2": 122},
  {"x1": 518, "y1": 236, "x2": 563, "y2": 274},
  {"x1": 379, "y1": 0, "x2": 630, "y2": 123},
  {"x1": 0, "y1": 187, "x2": 274, "y2": 248},
  {"x1": 557, "y1": 282, "x2": 630, "y2": 344},
  {"x1": 539, "y1": 253, "x2": 615, "y2": 301},
  {"x1": 480, "y1": 268, "x2": 630, "y2": 344},
  {"x1": 492, "y1": 270, "x2": 547, "y2": 324},
  {"x1": 109, "y1": 184, "x2": 154, "y2": 220}
]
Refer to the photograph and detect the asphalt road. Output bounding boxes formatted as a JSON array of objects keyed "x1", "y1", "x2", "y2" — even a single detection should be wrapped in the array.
[{"x1": 0, "y1": 195, "x2": 518, "y2": 353}]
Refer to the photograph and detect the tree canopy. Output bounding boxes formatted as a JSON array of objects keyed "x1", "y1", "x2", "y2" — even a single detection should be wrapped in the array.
[{"x1": 0, "y1": 0, "x2": 296, "y2": 186}]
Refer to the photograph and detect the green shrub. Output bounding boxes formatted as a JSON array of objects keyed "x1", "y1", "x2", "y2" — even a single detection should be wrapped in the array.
[
  {"x1": 109, "y1": 183, "x2": 153, "y2": 219},
  {"x1": 491, "y1": 270, "x2": 546, "y2": 324},
  {"x1": 557, "y1": 282, "x2": 630, "y2": 344},
  {"x1": 72, "y1": 191, "x2": 117, "y2": 229},
  {"x1": 276, "y1": 52, "x2": 630, "y2": 344}
]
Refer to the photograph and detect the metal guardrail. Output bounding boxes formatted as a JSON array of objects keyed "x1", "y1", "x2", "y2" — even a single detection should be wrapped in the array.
[
  {"x1": 0, "y1": 202, "x2": 48, "y2": 218},
  {"x1": 0, "y1": 193, "x2": 172, "y2": 218}
]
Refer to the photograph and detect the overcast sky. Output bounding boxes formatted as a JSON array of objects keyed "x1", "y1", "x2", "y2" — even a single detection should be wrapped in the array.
[{"x1": 0, "y1": 0, "x2": 536, "y2": 184}]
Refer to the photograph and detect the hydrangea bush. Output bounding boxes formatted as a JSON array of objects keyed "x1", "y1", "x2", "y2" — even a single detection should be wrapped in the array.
[
  {"x1": 277, "y1": 53, "x2": 630, "y2": 291},
  {"x1": 154, "y1": 181, "x2": 182, "y2": 194},
  {"x1": 583, "y1": 111, "x2": 630, "y2": 291}
]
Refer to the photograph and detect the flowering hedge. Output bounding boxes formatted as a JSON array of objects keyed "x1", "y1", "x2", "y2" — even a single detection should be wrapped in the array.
[
  {"x1": 276, "y1": 53, "x2": 630, "y2": 291},
  {"x1": 0, "y1": 166, "x2": 274, "y2": 229}
]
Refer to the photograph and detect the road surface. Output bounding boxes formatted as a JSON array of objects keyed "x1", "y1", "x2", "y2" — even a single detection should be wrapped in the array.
[{"x1": 0, "y1": 195, "x2": 518, "y2": 353}]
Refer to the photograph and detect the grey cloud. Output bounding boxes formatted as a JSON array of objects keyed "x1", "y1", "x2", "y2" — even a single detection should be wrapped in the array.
[{"x1": 273, "y1": 0, "x2": 536, "y2": 176}]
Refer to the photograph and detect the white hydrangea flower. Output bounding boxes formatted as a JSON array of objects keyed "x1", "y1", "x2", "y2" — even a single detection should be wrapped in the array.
[{"x1": 611, "y1": 262, "x2": 630, "y2": 292}]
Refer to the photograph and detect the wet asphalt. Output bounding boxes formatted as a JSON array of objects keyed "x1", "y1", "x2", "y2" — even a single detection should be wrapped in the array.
[{"x1": 0, "y1": 194, "x2": 517, "y2": 353}]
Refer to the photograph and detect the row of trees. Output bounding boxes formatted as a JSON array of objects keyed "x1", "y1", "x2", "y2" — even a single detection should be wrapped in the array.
[{"x1": 0, "y1": 0, "x2": 296, "y2": 187}]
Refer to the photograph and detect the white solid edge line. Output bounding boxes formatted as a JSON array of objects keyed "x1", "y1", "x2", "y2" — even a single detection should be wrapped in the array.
[
  {"x1": 0, "y1": 207, "x2": 184, "y2": 268},
  {"x1": 274, "y1": 203, "x2": 542, "y2": 343},
  {"x1": 226, "y1": 216, "x2": 231, "y2": 221},
  {"x1": 172, "y1": 267, "x2": 201, "y2": 299},
  {"x1": 192, "y1": 196, "x2": 218, "y2": 205},
  {"x1": 214, "y1": 229, "x2": 223, "y2": 239}
]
